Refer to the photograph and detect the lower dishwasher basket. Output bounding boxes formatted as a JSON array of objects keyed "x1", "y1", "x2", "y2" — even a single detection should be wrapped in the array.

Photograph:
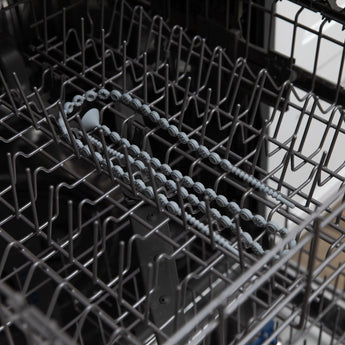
[{"x1": 0, "y1": 1, "x2": 345, "y2": 345}]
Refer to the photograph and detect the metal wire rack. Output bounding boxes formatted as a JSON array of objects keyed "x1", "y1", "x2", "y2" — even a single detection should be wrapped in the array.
[{"x1": 0, "y1": 0, "x2": 345, "y2": 344}]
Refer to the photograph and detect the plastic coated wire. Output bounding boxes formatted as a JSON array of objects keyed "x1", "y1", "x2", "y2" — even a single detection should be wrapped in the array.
[{"x1": 57, "y1": 88, "x2": 296, "y2": 257}]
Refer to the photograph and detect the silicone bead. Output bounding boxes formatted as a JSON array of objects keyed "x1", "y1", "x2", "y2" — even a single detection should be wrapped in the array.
[
  {"x1": 208, "y1": 152, "x2": 221, "y2": 165},
  {"x1": 178, "y1": 132, "x2": 189, "y2": 144},
  {"x1": 110, "y1": 90, "x2": 121, "y2": 101},
  {"x1": 228, "y1": 201, "x2": 241, "y2": 214},
  {"x1": 220, "y1": 159, "x2": 233, "y2": 172},
  {"x1": 150, "y1": 158, "x2": 161, "y2": 169},
  {"x1": 205, "y1": 188, "x2": 217, "y2": 201},
  {"x1": 171, "y1": 170, "x2": 183, "y2": 181},
  {"x1": 168, "y1": 125, "x2": 179, "y2": 137},
  {"x1": 85, "y1": 90, "x2": 98, "y2": 102},
  {"x1": 160, "y1": 164, "x2": 172, "y2": 175},
  {"x1": 64, "y1": 102, "x2": 74, "y2": 114},
  {"x1": 73, "y1": 95, "x2": 85, "y2": 107},
  {"x1": 182, "y1": 176, "x2": 194, "y2": 188},
  {"x1": 240, "y1": 209, "x2": 253, "y2": 221},
  {"x1": 141, "y1": 104, "x2": 151, "y2": 116},
  {"x1": 158, "y1": 118, "x2": 169, "y2": 130},
  {"x1": 98, "y1": 88, "x2": 110, "y2": 100},
  {"x1": 121, "y1": 93, "x2": 132, "y2": 104},
  {"x1": 193, "y1": 182, "x2": 205, "y2": 194},
  {"x1": 149, "y1": 111, "x2": 160, "y2": 123},
  {"x1": 109, "y1": 131, "x2": 121, "y2": 143},
  {"x1": 131, "y1": 98, "x2": 142, "y2": 110},
  {"x1": 198, "y1": 145, "x2": 210, "y2": 158},
  {"x1": 215, "y1": 195, "x2": 228, "y2": 208},
  {"x1": 188, "y1": 139, "x2": 199, "y2": 151}
]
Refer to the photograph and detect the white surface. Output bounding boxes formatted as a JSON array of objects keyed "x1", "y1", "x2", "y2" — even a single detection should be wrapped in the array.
[{"x1": 268, "y1": 1, "x2": 345, "y2": 226}]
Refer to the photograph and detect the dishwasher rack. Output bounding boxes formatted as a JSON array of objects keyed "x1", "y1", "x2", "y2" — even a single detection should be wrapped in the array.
[{"x1": 1, "y1": 1, "x2": 345, "y2": 344}]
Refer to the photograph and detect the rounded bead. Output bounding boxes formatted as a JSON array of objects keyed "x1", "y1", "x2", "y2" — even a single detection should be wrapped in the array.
[
  {"x1": 133, "y1": 160, "x2": 146, "y2": 172},
  {"x1": 279, "y1": 228, "x2": 288, "y2": 238},
  {"x1": 158, "y1": 194, "x2": 169, "y2": 206},
  {"x1": 208, "y1": 152, "x2": 221, "y2": 165},
  {"x1": 141, "y1": 104, "x2": 151, "y2": 116},
  {"x1": 80, "y1": 145, "x2": 91, "y2": 156},
  {"x1": 98, "y1": 88, "x2": 110, "y2": 100},
  {"x1": 160, "y1": 164, "x2": 172, "y2": 175},
  {"x1": 227, "y1": 201, "x2": 241, "y2": 214},
  {"x1": 128, "y1": 145, "x2": 140, "y2": 157},
  {"x1": 131, "y1": 98, "x2": 142, "y2": 110},
  {"x1": 251, "y1": 241, "x2": 264, "y2": 255},
  {"x1": 205, "y1": 188, "x2": 217, "y2": 201},
  {"x1": 149, "y1": 111, "x2": 160, "y2": 123},
  {"x1": 109, "y1": 132, "x2": 121, "y2": 144},
  {"x1": 150, "y1": 157, "x2": 161, "y2": 169},
  {"x1": 187, "y1": 194, "x2": 199, "y2": 206},
  {"x1": 240, "y1": 209, "x2": 253, "y2": 221},
  {"x1": 121, "y1": 93, "x2": 132, "y2": 104},
  {"x1": 110, "y1": 90, "x2": 121, "y2": 101},
  {"x1": 193, "y1": 182, "x2": 205, "y2": 194},
  {"x1": 219, "y1": 216, "x2": 233, "y2": 228},
  {"x1": 135, "y1": 180, "x2": 145, "y2": 192},
  {"x1": 85, "y1": 90, "x2": 98, "y2": 102},
  {"x1": 101, "y1": 125, "x2": 111, "y2": 135},
  {"x1": 182, "y1": 176, "x2": 194, "y2": 188},
  {"x1": 144, "y1": 186, "x2": 154, "y2": 199},
  {"x1": 158, "y1": 118, "x2": 169, "y2": 130},
  {"x1": 64, "y1": 102, "x2": 74, "y2": 114},
  {"x1": 198, "y1": 201, "x2": 206, "y2": 213},
  {"x1": 180, "y1": 187, "x2": 189, "y2": 199},
  {"x1": 241, "y1": 232, "x2": 253, "y2": 248},
  {"x1": 75, "y1": 139, "x2": 84, "y2": 150},
  {"x1": 165, "y1": 180, "x2": 177, "y2": 192},
  {"x1": 154, "y1": 173, "x2": 167, "y2": 185},
  {"x1": 120, "y1": 138, "x2": 130, "y2": 147},
  {"x1": 215, "y1": 195, "x2": 228, "y2": 208},
  {"x1": 167, "y1": 125, "x2": 179, "y2": 137},
  {"x1": 198, "y1": 145, "x2": 210, "y2": 158},
  {"x1": 177, "y1": 132, "x2": 189, "y2": 144},
  {"x1": 101, "y1": 159, "x2": 112, "y2": 169},
  {"x1": 188, "y1": 139, "x2": 199, "y2": 151},
  {"x1": 139, "y1": 151, "x2": 151, "y2": 162},
  {"x1": 72, "y1": 94, "x2": 85, "y2": 107},
  {"x1": 112, "y1": 165, "x2": 124, "y2": 178},
  {"x1": 94, "y1": 152, "x2": 103, "y2": 162},
  {"x1": 210, "y1": 208, "x2": 221, "y2": 220},
  {"x1": 171, "y1": 170, "x2": 183, "y2": 181},
  {"x1": 266, "y1": 221, "x2": 279, "y2": 234},
  {"x1": 288, "y1": 240, "x2": 297, "y2": 249},
  {"x1": 252, "y1": 215, "x2": 266, "y2": 227},
  {"x1": 220, "y1": 159, "x2": 233, "y2": 172},
  {"x1": 122, "y1": 173, "x2": 130, "y2": 184},
  {"x1": 166, "y1": 201, "x2": 180, "y2": 215}
]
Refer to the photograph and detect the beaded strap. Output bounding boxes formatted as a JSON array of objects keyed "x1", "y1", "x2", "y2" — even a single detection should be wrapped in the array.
[
  {"x1": 84, "y1": 130, "x2": 271, "y2": 256},
  {"x1": 62, "y1": 88, "x2": 294, "y2": 208},
  {"x1": 56, "y1": 88, "x2": 296, "y2": 258},
  {"x1": 94, "y1": 127, "x2": 294, "y2": 247}
]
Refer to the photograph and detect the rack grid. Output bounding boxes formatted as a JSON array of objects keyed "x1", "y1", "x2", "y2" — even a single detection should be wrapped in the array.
[{"x1": 0, "y1": 1, "x2": 345, "y2": 344}]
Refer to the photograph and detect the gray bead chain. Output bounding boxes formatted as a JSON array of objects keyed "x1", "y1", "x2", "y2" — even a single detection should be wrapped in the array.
[
  {"x1": 62, "y1": 88, "x2": 294, "y2": 208},
  {"x1": 61, "y1": 129, "x2": 241, "y2": 256},
  {"x1": 84, "y1": 130, "x2": 267, "y2": 256},
  {"x1": 97, "y1": 126, "x2": 293, "y2": 245},
  {"x1": 59, "y1": 89, "x2": 296, "y2": 257}
]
